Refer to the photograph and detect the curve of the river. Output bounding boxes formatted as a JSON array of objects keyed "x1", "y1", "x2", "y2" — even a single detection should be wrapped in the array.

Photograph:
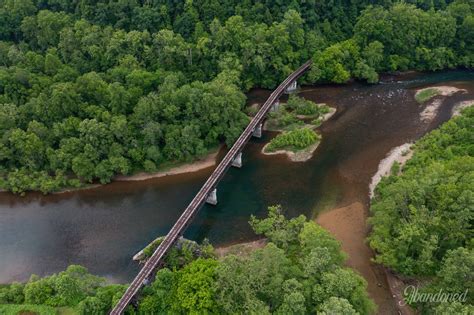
[{"x1": 1, "y1": 71, "x2": 472, "y2": 293}]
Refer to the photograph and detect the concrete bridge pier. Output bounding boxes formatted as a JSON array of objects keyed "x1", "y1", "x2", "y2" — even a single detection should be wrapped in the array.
[
  {"x1": 285, "y1": 80, "x2": 298, "y2": 94},
  {"x1": 252, "y1": 123, "x2": 263, "y2": 138},
  {"x1": 232, "y1": 152, "x2": 242, "y2": 168},
  {"x1": 270, "y1": 100, "x2": 280, "y2": 112},
  {"x1": 206, "y1": 188, "x2": 218, "y2": 205}
]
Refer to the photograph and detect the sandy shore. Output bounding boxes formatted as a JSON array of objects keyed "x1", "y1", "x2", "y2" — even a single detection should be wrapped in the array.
[
  {"x1": 452, "y1": 99, "x2": 474, "y2": 117},
  {"x1": 369, "y1": 143, "x2": 413, "y2": 198},
  {"x1": 115, "y1": 149, "x2": 219, "y2": 181},
  {"x1": 420, "y1": 99, "x2": 442, "y2": 123},
  {"x1": 262, "y1": 140, "x2": 320, "y2": 162},
  {"x1": 416, "y1": 86, "x2": 467, "y2": 123}
]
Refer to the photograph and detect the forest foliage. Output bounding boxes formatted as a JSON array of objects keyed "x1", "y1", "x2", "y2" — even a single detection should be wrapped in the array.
[
  {"x1": 0, "y1": 207, "x2": 375, "y2": 314},
  {"x1": 133, "y1": 206, "x2": 375, "y2": 314},
  {"x1": 369, "y1": 107, "x2": 474, "y2": 312},
  {"x1": 0, "y1": 265, "x2": 127, "y2": 314},
  {"x1": 0, "y1": 0, "x2": 472, "y2": 193}
]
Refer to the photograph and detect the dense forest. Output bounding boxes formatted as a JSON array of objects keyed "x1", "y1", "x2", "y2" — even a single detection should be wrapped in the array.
[
  {"x1": 0, "y1": 207, "x2": 375, "y2": 314},
  {"x1": 0, "y1": 0, "x2": 472, "y2": 193},
  {"x1": 369, "y1": 107, "x2": 474, "y2": 313}
]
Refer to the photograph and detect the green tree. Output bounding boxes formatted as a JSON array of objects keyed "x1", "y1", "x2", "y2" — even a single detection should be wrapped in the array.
[
  {"x1": 173, "y1": 258, "x2": 219, "y2": 314},
  {"x1": 318, "y1": 297, "x2": 359, "y2": 315}
]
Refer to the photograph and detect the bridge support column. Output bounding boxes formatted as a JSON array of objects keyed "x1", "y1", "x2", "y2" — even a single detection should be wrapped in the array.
[
  {"x1": 270, "y1": 100, "x2": 280, "y2": 112},
  {"x1": 206, "y1": 188, "x2": 218, "y2": 205},
  {"x1": 232, "y1": 152, "x2": 242, "y2": 168},
  {"x1": 285, "y1": 80, "x2": 298, "y2": 94},
  {"x1": 252, "y1": 123, "x2": 262, "y2": 138}
]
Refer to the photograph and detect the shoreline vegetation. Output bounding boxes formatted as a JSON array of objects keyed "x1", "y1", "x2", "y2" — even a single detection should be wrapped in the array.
[
  {"x1": 261, "y1": 95, "x2": 336, "y2": 162},
  {"x1": 0, "y1": 146, "x2": 222, "y2": 196},
  {"x1": 367, "y1": 106, "x2": 473, "y2": 313},
  {"x1": 362, "y1": 88, "x2": 474, "y2": 313},
  {"x1": 114, "y1": 146, "x2": 220, "y2": 182},
  {"x1": 369, "y1": 143, "x2": 413, "y2": 198}
]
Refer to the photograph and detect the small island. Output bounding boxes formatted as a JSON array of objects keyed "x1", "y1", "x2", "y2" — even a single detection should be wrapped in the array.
[{"x1": 262, "y1": 95, "x2": 335, "y2": 162}]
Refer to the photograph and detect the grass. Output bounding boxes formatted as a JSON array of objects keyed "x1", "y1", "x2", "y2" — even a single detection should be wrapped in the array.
[{"x1": 415, "y1": 88, "x2": 440, "y2": 103}]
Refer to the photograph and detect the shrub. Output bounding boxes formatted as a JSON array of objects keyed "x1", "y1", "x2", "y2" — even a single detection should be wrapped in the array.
[{"x1": 266, "y1": 128, "x2": 319, "y2": 152}]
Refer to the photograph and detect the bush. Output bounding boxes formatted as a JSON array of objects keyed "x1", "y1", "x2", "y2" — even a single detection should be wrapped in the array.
[
  {"x1": 0, "y1": 283, "x2": 25, "y2": 304},
  {"x1": 266, "y1": 108, "x2": 302, "y2": 131},
  {"x1": 287, "y1": 95, "x2": 319, "y2": 116},
  {"x1": 266, "y1": 128, "x2": 319, "y2": 152}
]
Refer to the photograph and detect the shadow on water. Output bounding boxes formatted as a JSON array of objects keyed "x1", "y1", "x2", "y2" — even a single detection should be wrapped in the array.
[{"x1": 0, "y1": 70, "x2": 472, "y2": 286}]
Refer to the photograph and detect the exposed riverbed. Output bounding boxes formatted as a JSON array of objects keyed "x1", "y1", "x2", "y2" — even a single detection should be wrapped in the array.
[{"x1": 0, "y1": 70, "x2": 472, "y2": 314}]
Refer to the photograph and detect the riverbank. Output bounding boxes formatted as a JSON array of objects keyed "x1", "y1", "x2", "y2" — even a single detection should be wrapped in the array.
[
  {"x1": 115, "y1": 148, "x2": 220, "y2": 182},
  {"x1": 452, "y1": 99, "x2": 474, "y2": 117},
  {"x1": 2, "y1": 147, "x2": 221, "y2": 196},
  {"x1": 316, "y1": 202, "x2": 399, "y2": 314},
  {"x1": 369, "y1": 143, "x2": 413, "y2": 198},
  {"x1": 416, "y1": 86, "x2": 467, "y2": 122}
]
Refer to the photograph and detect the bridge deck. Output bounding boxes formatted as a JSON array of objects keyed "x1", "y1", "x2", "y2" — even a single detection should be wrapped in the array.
[{"x1": 110, "y1": 60, "x2": 312, "y2": 314}]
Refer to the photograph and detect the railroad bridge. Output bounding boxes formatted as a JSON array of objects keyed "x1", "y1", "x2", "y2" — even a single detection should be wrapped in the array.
[{"x1": 110, "y1": 60, "x2": 312, "y2": 314}]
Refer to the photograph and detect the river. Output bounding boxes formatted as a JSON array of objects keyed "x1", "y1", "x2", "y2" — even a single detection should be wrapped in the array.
[{"x1": 0, "y1": 70, "x2": 472, "y2": 311}]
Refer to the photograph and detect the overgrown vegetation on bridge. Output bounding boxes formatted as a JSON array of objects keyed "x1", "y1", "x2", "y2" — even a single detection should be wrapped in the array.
[
  {"x1": 0, "y1": 0, "x2": 472, "y2": 193},
  {"x1": 369, "y1": 107, "x2": 474, "y2": 313}
]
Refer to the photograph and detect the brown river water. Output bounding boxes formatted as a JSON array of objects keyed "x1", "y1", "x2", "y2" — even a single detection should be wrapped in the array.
[{"x1": 0, "y1": 70, "x2": 472, "y2": 314}]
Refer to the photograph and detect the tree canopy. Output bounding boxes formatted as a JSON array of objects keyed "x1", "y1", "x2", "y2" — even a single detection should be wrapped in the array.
[
  {"x1": 136, "y1": 206, "x2": 375, "y2": 314},
  {"x1": 0, "y1": 0, "x2": 472, "y2": 193},
  {"x1": 369, "y1": 107, "x2": 473, "y2": 312}
]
